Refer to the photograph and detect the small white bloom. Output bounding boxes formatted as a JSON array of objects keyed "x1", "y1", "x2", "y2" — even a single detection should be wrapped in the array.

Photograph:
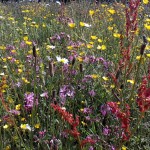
[
  {"x1": 56, "y1": 56, "x2": 69, "y2": 64},
  {"x1": 47, "y1": 45, "x2": 56, "y2": 49},
  {"x1": 84, "y1": 23, "x2": 92, "y2": 27},
  {"x1": 0, "y1": 72, "x2": 5, "y2": 76},
  {"x1": 56, "y1": 1, "x2": 61, "y2": 5},
  {"x1": 0, "y1": 16, "x2": 5, "y2": 19},
  {"x1": 26, "y1": 124, "x2": 31, "y2": 131}
]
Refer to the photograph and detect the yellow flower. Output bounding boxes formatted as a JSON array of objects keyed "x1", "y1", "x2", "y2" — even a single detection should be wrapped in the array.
[
  {"x1": 22, "y1": 10, "x2": 30, "y2": 13},
  {"x1": 101, "y1": 45, "x2": 106, "y2": 50},
  {"x1": 46, "y1": 45, "x2": 55, "y2": 50},
  {"x1": 127, "y1": 80, "x2": 135, "y2": 84},
  {"x1": 108, "y1": 26, "x2": 113, "y2": 31},
  {"x1": 144, "y1": 24, "x2": 150, "y2": 30},
  {"x1": 146, "y1": 54, "x2": 150, "y2": 57},
  {"x1": 117, "y1": 101, "x2": 121, "y2": 105},
  {"x1": 143, "y1": 0, "x2": 149, "y2": 4},
  {"x1": 122, "y1": 145, "x2": 127, "y2": 150},
  {"x1": 23, "y1": 36, "x2": 28, "y2": 41},
  {"x1": 113, "y1": 33, "x2": 121, "y2": 38},
  {"x1": 21, "y1": 118, "x2": 26, "y2": 122},
  {"x1": 102, "y1": 76, "x2": 109, "y2": 81},
  {"x1": 3, "y1": 124, "x2": 9, "y2": 129},
  {"x1": 97, "y1": 45, "x2": 106, "y2": 50},
  {"x1": 145, "y1": 45, "x2": 150, "y2": 50},
  {"x1": 89, "y1": 41, "x2": 94, "y2": 45},
  {"x1": 91, "y1": 36, "x2": 97, "y2": 40},
  {"x1": 89, "y1": 10, "x2": 95, "y2": 16},
  {"x1": 147, "y1": 37, "x2": 150, "y2": 42},
  {"x1": 81, "y1": 121, "x2": 87, "y2": 126},
  {"x1": 80, "y1": 22, "x2": 85, "y2": 27},
  {"x1": 22, "y1": 77, "x2": 30, "y2": 84},
  {"x1": 98, "y1": 39, "x2": 103, "y2": 43},
  {"x1": 108, "y1": 9, "x2": 116, "y2": 14},
  {"x1": 87, "y1": 44, "x2": 93, "y2": 49},
  {"x1": 80, "y1": 22, "x2": 91, "y2": 27},
  {"x1": 34, "y1": 123, "x2": 40, "y2": 129},
  {"x1": 68, "y1": 23, "x2": 75, "y2": 28},
  {"x1": 136, "y1": 55, "x2": 141, "y2": 60},
  {"x1": 16, "y1": 104, "x2": 21, "y2": 110},
  {"x1": 97, "y1": 45, "x2": 101, "y2": 50},
  {"x1": 77, "y1": 56, "x2": 83, "y2": 62},
  {"x1": 0, "y1": 45, "x2": 6, "y2": 50},
  {"x1": 110, "y1": 84, "x2": 115, "y2": 88},
  {"x1": 18, "y1": 69, "x2": 23, "y2": 73},
  {"x1": 25, "y1": 41, "x2": 32, "y2": 45},
  {"x1": 67, "y1": 46, "x2": 73, "y2": 50},
  {"x1": 5, "y1": 145, "x2": 11, "y2": 150},
  {"x1": 42, "y1": 23, "x2": 46, "y2": 27},
  {"x1": 28, "y1": 50, "x2": 32, "y2": 54},
  {"x1": 80, "y1": 108, "x2": 84, "y2": 112},
  {"x1": 20, "y1": 124, "x2": 31, "y2": 131},
  {"x1": 91, "y1": 74, "x2": 99, "y2": 79}
]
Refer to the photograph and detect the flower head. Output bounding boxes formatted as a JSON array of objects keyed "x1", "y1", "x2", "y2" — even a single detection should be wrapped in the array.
[{"x1": 56, "y1": 56, "x2": 69, "y2": 64}]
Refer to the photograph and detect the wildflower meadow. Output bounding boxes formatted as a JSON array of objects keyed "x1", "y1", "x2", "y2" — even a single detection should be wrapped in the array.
[{"x1": 0, "y1": 0, "x2": 150, "y2": 149}]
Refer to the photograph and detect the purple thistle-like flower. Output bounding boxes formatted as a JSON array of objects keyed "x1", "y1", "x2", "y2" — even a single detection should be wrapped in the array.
[{"x1": 24, "y1": 92, "x2": 38, "y2": 110}]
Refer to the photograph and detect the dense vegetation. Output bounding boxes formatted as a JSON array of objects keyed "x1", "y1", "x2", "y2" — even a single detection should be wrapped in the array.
[{"x1": 0, "y1": 0, "x2": 150, "y2": 149}]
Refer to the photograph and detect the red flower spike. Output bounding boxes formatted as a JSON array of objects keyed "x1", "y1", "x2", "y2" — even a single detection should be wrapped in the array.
[
  {"x1": 107, "y1": 102, "x2": 131, "y2": 141},
  {"x1": 137, "y1": 77, "x2": 150, "y2": 113},
  {"x1": 81, "y1": 137, "x2": 97, "y2": 147},
  {"x1": 50, "y1": 103, "x2": 80, "y2": 138}
]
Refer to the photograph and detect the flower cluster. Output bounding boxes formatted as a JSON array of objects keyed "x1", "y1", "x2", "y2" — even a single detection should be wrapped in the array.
[
  {"x1": 137, "y1": 76, "x2": 150, "y2": 113},
  {"x1": 125, "y1": 0, "x2": 140, "y2": 38},
  {"x1": 107, "y1": 102, "x2": 131, "y2": 141},
  {"x1": 50, "y1": 103, "x2": 80, "y2": 138},
  {"x1": 24, "y1": 92, "x2": 38, "y2": 111}
]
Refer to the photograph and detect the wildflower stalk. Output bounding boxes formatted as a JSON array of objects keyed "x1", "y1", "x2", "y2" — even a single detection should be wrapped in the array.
[
  {"x1": 117, "y1": 112, "x2": 144, "y2": 150},
  {"x1": 30, "y1": 43, "x2": 37, "y2": 149},
  {"x1": 129, "y1": 39, "x2": 147, "y2": 102},
  {"x1": 128, "y1": 55, "x2": 143, "y2": 102},
  {"x1": 77, "y1": 135, "x2": 83, "y2": 150}
]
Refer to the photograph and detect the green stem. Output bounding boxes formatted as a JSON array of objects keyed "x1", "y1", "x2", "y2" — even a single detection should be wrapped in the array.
[{"x1": 128, "y1": 55, "x2": 143, "y2": 103}]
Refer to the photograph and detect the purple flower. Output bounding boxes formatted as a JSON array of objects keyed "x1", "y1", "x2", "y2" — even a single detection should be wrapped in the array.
[
  {"x1": 6, "y1": 44, "x2": 15, "y2": 51},
  {"x1": 39, "y1": 130, "x2": 46, "y2": 138},
  {"x1": 20, "y1": 41, "x2": 27, "y2": 48},
  {"x1": 89, "y1": 90, "x2": 96, "y2": 97},
  {"x1": 111, "y1": 145, "x2": 115, "y2": 150},
  {"x1": 100, "y1": 104, "x2": 110, "y2": 116},
  {"x1": 24, "y1": 92, "x2": 38, "y2": 110},
  {"x1": 89, "y1": 146, "x2": 94, "y2": 150},
  {"x1": 83, "y1": 107, "x2": 92, "y2": 114},
  {"x1": 40, "y1": 92, "x2": 49, "y2": 99},
  {"x1": 59, "y1": 85, "x2": 75, "y2": 105},
  {"x1": 103, "y1": 126, "x2": 110, "y2": 136},
  {"x1": 9, "y1": 110, "x2": 20, "y2": 115},
  {"x1": 15, "y1": 82, "x2": 21, "y2": 87}
]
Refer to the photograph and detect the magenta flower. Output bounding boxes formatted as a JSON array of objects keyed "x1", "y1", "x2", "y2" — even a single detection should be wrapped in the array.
[{"x1": 24, "y1": 92, "x2": 38, "y2": 110}]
